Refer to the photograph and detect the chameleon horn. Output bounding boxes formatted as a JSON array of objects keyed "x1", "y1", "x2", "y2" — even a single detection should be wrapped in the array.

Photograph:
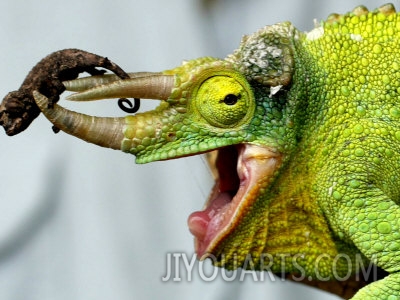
[
  {"x1": 33, "y1": 91, "x2": 125, "y2": 150},
  {"x1": 63, "y1": 72, "x2": 163, "y2": 92},
  {"x1": 65, "y1": 74, "x2": 175, "y2": 101}
]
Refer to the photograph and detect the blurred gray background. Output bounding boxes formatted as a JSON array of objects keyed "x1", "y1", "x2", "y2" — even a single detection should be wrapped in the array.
[{"x1": 0, "y1": 1, "x2": 392, "y2": 299}]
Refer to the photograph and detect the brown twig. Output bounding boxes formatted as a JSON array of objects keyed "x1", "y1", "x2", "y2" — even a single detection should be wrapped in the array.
[{"x1": 0, "y1": 48, "x2": 130, "y2": 136}]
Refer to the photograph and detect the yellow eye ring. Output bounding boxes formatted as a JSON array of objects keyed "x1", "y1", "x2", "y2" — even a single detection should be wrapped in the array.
[{"x1": 191, "y1": 70, "x2": 255, "y2": 128}]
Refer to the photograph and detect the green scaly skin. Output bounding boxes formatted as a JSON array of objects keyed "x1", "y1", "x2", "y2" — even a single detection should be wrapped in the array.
[{"x1": 31, "y1": 3, "x2": 400, "y2": 299}]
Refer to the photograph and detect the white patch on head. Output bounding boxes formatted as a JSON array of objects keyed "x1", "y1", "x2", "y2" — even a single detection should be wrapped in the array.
[
  {"x1": 269, "y1": 85, "x2": 283, "y2": 97},
  {"x1": 269, "y1": 46, "x2": 283, "y2": 58},
  {"x1": 248, "y1": 45, "x2": 282, "y2": 69},
  {"x1": 350, "y1": 33, "x2": 362, "y2": 42},
  {"x1": 328, "y1": 182, "x2": 337, "y2": 197},
  {"x1": 306, "y1": 27, "x2": 324, "y2": 41},
  {"x1": 313, "y1": 18, "x2": 319, "y2": 28}
]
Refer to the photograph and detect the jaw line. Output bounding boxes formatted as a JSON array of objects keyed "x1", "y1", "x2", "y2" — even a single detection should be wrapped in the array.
[{"x1": 187, "y1": 143, "x2": 282, "y2": 259}]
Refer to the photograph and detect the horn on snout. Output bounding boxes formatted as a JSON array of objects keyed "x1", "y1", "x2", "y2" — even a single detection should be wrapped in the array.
[
  {"x1": 33, "y1": 91, "x2": 126, "y2": 150},
  {"x1": 34, "y1": 73, "x2": 176, "y2": 151},
  {"x1": 63, "y1": 72, "x2": 162, "y2": 92},
  {"x1": 65, "y1": 73, "x2": 175, "y2": 101}
]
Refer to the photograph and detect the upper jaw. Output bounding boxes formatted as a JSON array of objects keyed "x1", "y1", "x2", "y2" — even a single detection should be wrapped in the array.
[{"x1": 187, "y1": 143, "x2": 282, "y2": 258}]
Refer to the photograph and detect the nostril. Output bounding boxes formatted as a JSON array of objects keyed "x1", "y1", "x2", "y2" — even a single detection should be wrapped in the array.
[{"x1": 166, "y1": 132, "x2": 177, "y2": 141}]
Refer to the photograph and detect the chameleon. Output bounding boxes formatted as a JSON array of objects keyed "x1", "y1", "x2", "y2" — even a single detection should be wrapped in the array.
[{"x1": 12, "y1": 3, "x2": 400, "y2": 299}]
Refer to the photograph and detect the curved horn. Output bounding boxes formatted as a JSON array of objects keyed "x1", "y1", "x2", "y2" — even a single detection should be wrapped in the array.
[
  {"x1": 33, "y1": 91, "x2": 125, "y2": 150},
  {"x1": 63, "y1": 72, "x2": 162, "y2": 92},
  {"x1": 66, "y1": 74, "x2": 175, "y2": 101}
]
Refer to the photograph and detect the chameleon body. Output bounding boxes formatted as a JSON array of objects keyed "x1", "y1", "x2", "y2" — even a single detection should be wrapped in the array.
[{"x1": 29, "y1": 4, "x2": 400, "y2": 299}]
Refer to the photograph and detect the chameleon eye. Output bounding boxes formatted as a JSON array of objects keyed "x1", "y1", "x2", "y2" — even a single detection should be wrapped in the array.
[
  {"x1": 223, "y1": 94, "x2": 240, "y2": 106},
  {"x1": 195, "y1": 74, "x2": 255, "y2": 128}
]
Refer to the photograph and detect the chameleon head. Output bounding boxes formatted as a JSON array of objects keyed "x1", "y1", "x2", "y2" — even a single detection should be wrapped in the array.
[
  {"x1": 33, "y1": 58, "x2": 262, "y2": 161},
  {"x1": 34, "y1": 24, "x2": 295, "y2": 268}
]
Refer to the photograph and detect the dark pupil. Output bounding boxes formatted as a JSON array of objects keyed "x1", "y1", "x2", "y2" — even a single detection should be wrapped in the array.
[{"x1": 223, "y1": 94, "x2": 240, "y2": 105}]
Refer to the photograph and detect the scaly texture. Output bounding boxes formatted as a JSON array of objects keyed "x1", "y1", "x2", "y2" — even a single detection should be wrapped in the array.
[{"x1": 7, "y1": 3, "x2": 400, "y2": 299}]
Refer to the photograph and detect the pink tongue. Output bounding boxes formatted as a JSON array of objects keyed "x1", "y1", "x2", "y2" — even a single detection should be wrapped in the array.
[{"x1": 187, "y1": 192, "x2": 231, "y2": 240}]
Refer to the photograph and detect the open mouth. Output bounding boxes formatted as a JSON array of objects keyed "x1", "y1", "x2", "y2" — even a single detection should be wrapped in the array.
[{"x1": 187, "y1": 143, "x2": 282, "y2": 258}]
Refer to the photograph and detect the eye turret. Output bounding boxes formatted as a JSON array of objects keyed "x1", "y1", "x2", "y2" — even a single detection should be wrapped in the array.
[{"x1": 194, "y1": 73, "x2": 255, "y2": 128}]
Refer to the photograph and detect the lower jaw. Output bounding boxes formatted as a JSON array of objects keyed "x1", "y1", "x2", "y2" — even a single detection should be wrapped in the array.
[{"x1": 187, "y1": 144, "x2": 282, "y2": 258}]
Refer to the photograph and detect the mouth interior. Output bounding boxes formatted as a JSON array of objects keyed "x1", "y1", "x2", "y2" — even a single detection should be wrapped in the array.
[
  {"x1": 187, "y1": 145, "x2": 245, "y2": 256},
  {"x1": 187, "y1": 143, "x2": 281, "y2": 258},
  {"x1": 216, "y1": 146, "x2": 240, "y2": 199}
]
